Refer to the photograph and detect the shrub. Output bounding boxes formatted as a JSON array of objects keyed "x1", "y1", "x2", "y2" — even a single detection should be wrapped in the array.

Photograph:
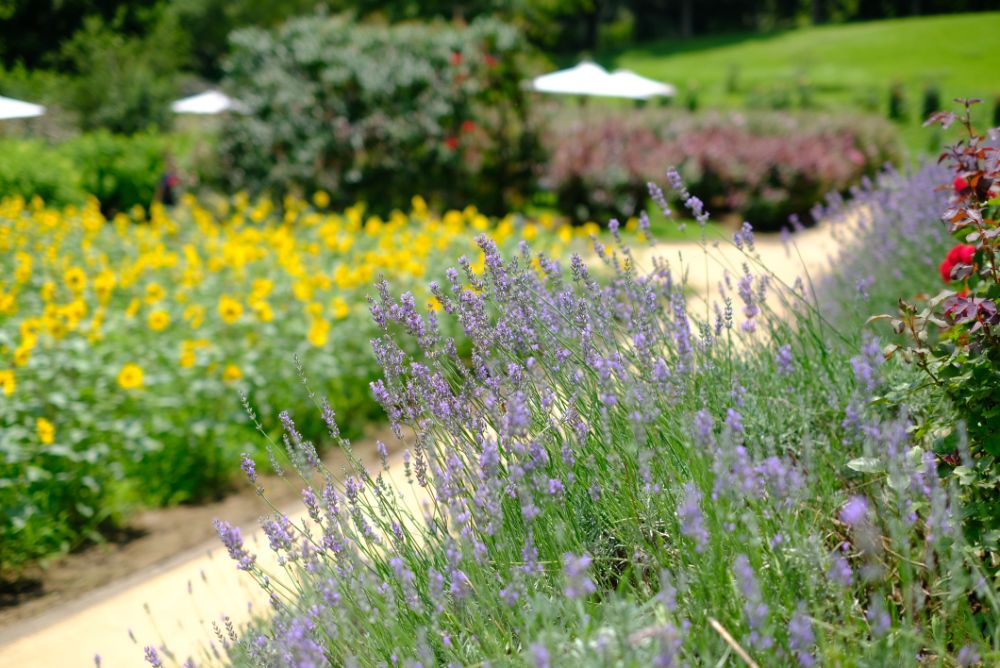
[
  {"x1": 877, "y1": 100, "x2": 1000, "y2": 552},
  {"x1": 0, "y1": 139, "x2": 86, "y2": 206},
  {"x1": 0, "y1": 131, "x2": 214, "y2": 215},
  {"x1": 888, "y1": 81, "x2": 907, "y2": 121},
  {"x1": 921, "y1": 84, "x2": 942, "y2": 119},
  {"x1": 206, "y1": 161, "x2": 996, "y2": 666},
  {"x1": 59, "y1": 13, "x2": 186, "y2": 134},
  {"x1": 542, "y1": 109, "x2": 901, "y2": 229},
  {"x1": 61, "y1": 131, "x2": 168, "y2": 216},
  {"x1": 218, "y1": 15, "x2": 543, "y2": 216}
]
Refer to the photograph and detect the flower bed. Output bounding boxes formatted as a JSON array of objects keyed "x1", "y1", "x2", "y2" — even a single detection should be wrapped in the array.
[
  {"x1": 542, "y1": 109, "x2": 901, "y2": 230},
  {"x1": 0, "y1": 193, "x2": 577, "y2": 575},
  {"x1": 199, "y1": 142, "x2": 1000, "y2": 665}
]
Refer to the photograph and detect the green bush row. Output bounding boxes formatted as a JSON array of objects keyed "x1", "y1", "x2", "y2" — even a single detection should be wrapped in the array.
[{"x1": 0, "y1": 131, "x2": 214, "y2": 214}]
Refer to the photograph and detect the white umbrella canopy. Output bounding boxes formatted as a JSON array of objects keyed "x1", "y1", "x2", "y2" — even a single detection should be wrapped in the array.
[
  {"x1": 0, "y1": 95, "x2": 45, "y2": 120},
  {"x1": 606, "y1": 69, "x2": 676, "y2": 99},
  {"x1": 531, "y1": 63, "x2": 675, "y2": 100},
  {"x1": 531, "y1": 62, "x2": 613, "y2": 97},
  {"x1": 170, "y1": 90, "x2": 246, "y2": 115}
]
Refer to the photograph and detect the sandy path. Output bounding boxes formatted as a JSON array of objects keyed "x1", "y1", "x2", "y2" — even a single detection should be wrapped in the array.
[
  {"x1": 0, "y1": 442, "x2": 426, "y2": 668},
  {"x1": 0, "y1": 214, "x2": 857, "y2": 668}
]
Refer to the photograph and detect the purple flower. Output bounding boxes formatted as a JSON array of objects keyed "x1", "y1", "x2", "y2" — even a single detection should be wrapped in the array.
[
  {"x1": 653, "y1": 623, "x2": 683, "y2": 667},
  {"x1": 530, "y1": 642, "x2": 551, "y2": 668},
  {"x1": 775, "y1": 344, "x2": 794, "y2": 376},
  {"x1": 725, "y1": 408, "x2": 744, "y2": 437},
  {"x1": 562, "y1": 552, "x2": 596, "y2": 600},
  {"x1": 866, "y1": 599, "x2": 891, "y2": 637},
  {"x1": 737, "y1": 267, "x2": 758, "y2": 333},
  {"x1": 240, "y1": 452, "x2": 257, "y2": 484},
  {"x1": 957, "y1": 645, "x2": 980, "y2": 667},
  {"x1": 733, "y1": 221, "x2": 755, "y2": 251},
  {"x1": 840, "y1": 496, "x2": 869, "y2": 526},
  {"x1": 677, "y1": 482, "x2": 709, "y2": 552},
  {"x1": 827, "y1": 548, "x2": 853, "y2": 587},
  {"x1": 214, "y1": 519, "x2": 256, "y2": 571},
  {"x1": 734, "y1": 555, "x2": 772, "y2": 651},
  {"x1": 788, "y1": 603, "x2": 815, "y2": 667},
  {"x1": 144, "y1": 646, "x2": 164, "y2": 668},
  {"x1": 648, "y1": 181, "x2": 671, "y2": 216}
]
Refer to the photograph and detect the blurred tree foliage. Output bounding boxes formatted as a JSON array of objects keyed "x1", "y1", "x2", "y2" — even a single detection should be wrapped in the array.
[
  {"x1": 60, "y1": 10, "x2": 188, "y2": 134},
  {"x1": 0, "y1": 0, "x2": 996, "y2": 134},
  {"x1": 3, "y1": 0, "x2": 998, "y2": 75}
]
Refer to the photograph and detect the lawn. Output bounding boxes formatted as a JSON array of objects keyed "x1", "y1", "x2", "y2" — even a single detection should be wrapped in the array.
[{"x1": 601, "y1": 12, "x2": 1000, "y2": 155}]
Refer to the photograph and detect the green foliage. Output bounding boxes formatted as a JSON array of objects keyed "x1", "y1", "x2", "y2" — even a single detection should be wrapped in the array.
[
  {"x1": 0, "y1": 139, "x2": 86, "y2": 207},
  {"x1": 59, "y1": 11, "x2": 187, "y2": 134},
  {"x1": 62, "y1": 131, "x2": 168, "y2": 215},
  {"x1": 0, "y1": 127, "x2": 233, "y2": 216},
  {"x1": 873, "y1": 101, "x2": 1000, "y2": 555},
  {"x1": 166, "y1": 0, "x2": 320, "y2": 78},
  {"x1": 219, "y1": 15, "x2": 544, "y2": 216},
  {"x1": 888, "y1": 82, "x2": 907, "y2": 121}
]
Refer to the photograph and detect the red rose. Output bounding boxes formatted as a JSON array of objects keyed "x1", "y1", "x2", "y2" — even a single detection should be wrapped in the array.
[
  {"x1": 450, "y1": 52, "x2": 462, "y2": 67},
  {"x1": 484, "y1": 54, "x2": 498, "y2": 68},
  {"x1": 940, "y1": 243, "x2": 976, "y2": 282},
  {"x1": 953, "y1": 175, "x2": 969, "y2": 192},
  {"x1": 461, "y1": 120, "x2": 477, "y2": 134},
  {"x1": 947, "y1": 243, "x2": 975, "y2": 265},
  {"x1": 939, "y1": 259, "x2": 954, "y2": 282},
  {"x1": 444, "y1": 136, "x2": 459, "y2": 150}
]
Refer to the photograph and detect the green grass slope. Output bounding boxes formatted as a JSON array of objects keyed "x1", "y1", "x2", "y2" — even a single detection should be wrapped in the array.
[{"x1": 603, "y1": 12, "x2": 1000, "y2": 153}]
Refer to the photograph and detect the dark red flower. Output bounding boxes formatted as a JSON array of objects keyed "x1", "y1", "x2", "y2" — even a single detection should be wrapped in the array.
[
  {"x1": 940, "y1": 243, "x2": 976, "y2": 282},
  {"x1": 450, "y1": 52, "x2": 462, "y2": 67},
  {"x1": 947, "y1": 243, "x2": 975, "y2": 265},
  {"x1": 953, "y1": 175, "x2": 969, "y2": 192},
  {"x1": 939, "y1": 259, "x2": 954, "y2": 282},
  {"x1": 461, "y1": 120, "x2": 477, "y2": 134},
  {"x1": 444, "y1": 136, "x2": 459, "y2": 150},
  {"x1": 484, "y1": 53, "x2": 498, "y2": 68}
]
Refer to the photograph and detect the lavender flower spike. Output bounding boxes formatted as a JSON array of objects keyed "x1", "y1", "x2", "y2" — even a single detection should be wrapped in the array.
[{"x1": 562, "y1": 552, "x2": 597, "y2": 600}]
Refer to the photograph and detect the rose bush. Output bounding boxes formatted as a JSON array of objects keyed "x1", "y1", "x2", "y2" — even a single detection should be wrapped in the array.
[{"x1": 875, "y1": 98, "x2": 1000, "y2": 552}]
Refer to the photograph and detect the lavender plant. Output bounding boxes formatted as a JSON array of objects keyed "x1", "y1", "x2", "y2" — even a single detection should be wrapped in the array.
[{"x1": 178, "y1": 159, "x2": 996, "y2": 667}]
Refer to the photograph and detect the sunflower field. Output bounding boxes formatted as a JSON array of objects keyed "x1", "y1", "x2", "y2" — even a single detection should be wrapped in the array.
[{"x1": 0, "y1": 192, "x2": 587, "y2": 573}]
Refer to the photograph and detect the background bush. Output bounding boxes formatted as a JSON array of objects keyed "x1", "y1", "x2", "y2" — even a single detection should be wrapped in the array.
[
  {"x1": 61, "y1": 131, "x2": 169, "y2": 215},
  {"x1": 542, "y1": 109, "x2": 902, "y2": 229},
  {"x1": 0, "y1": 139, "x2": 86, "y2": 206},
  {"x1": 0, "y1": 131, "x2": 216, "y2": 214},
  {"x1": 218, "y1": 15, "x2": 544, "y2": 216}
]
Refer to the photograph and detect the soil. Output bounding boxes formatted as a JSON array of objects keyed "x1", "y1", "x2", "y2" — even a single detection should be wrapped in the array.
[{"x1": 0, "y1": 424, "x2": 406, "y2": 630}]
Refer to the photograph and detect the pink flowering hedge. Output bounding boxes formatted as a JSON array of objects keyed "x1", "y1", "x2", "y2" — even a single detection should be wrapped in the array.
[{"x1": 542, "y1": 109, "x2": 902, "y2": 230}]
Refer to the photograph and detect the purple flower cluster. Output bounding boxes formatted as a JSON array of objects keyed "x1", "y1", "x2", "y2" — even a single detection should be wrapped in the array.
[
  {"x1": 562, "y1": 552, "x2": 596, "y2": 600},
  {"x1": 733, "y1": 555, "x2": 773, "y2": 651},
  {"x1": 200, "y1": 149, "x2": 989, "y2": 666}
]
